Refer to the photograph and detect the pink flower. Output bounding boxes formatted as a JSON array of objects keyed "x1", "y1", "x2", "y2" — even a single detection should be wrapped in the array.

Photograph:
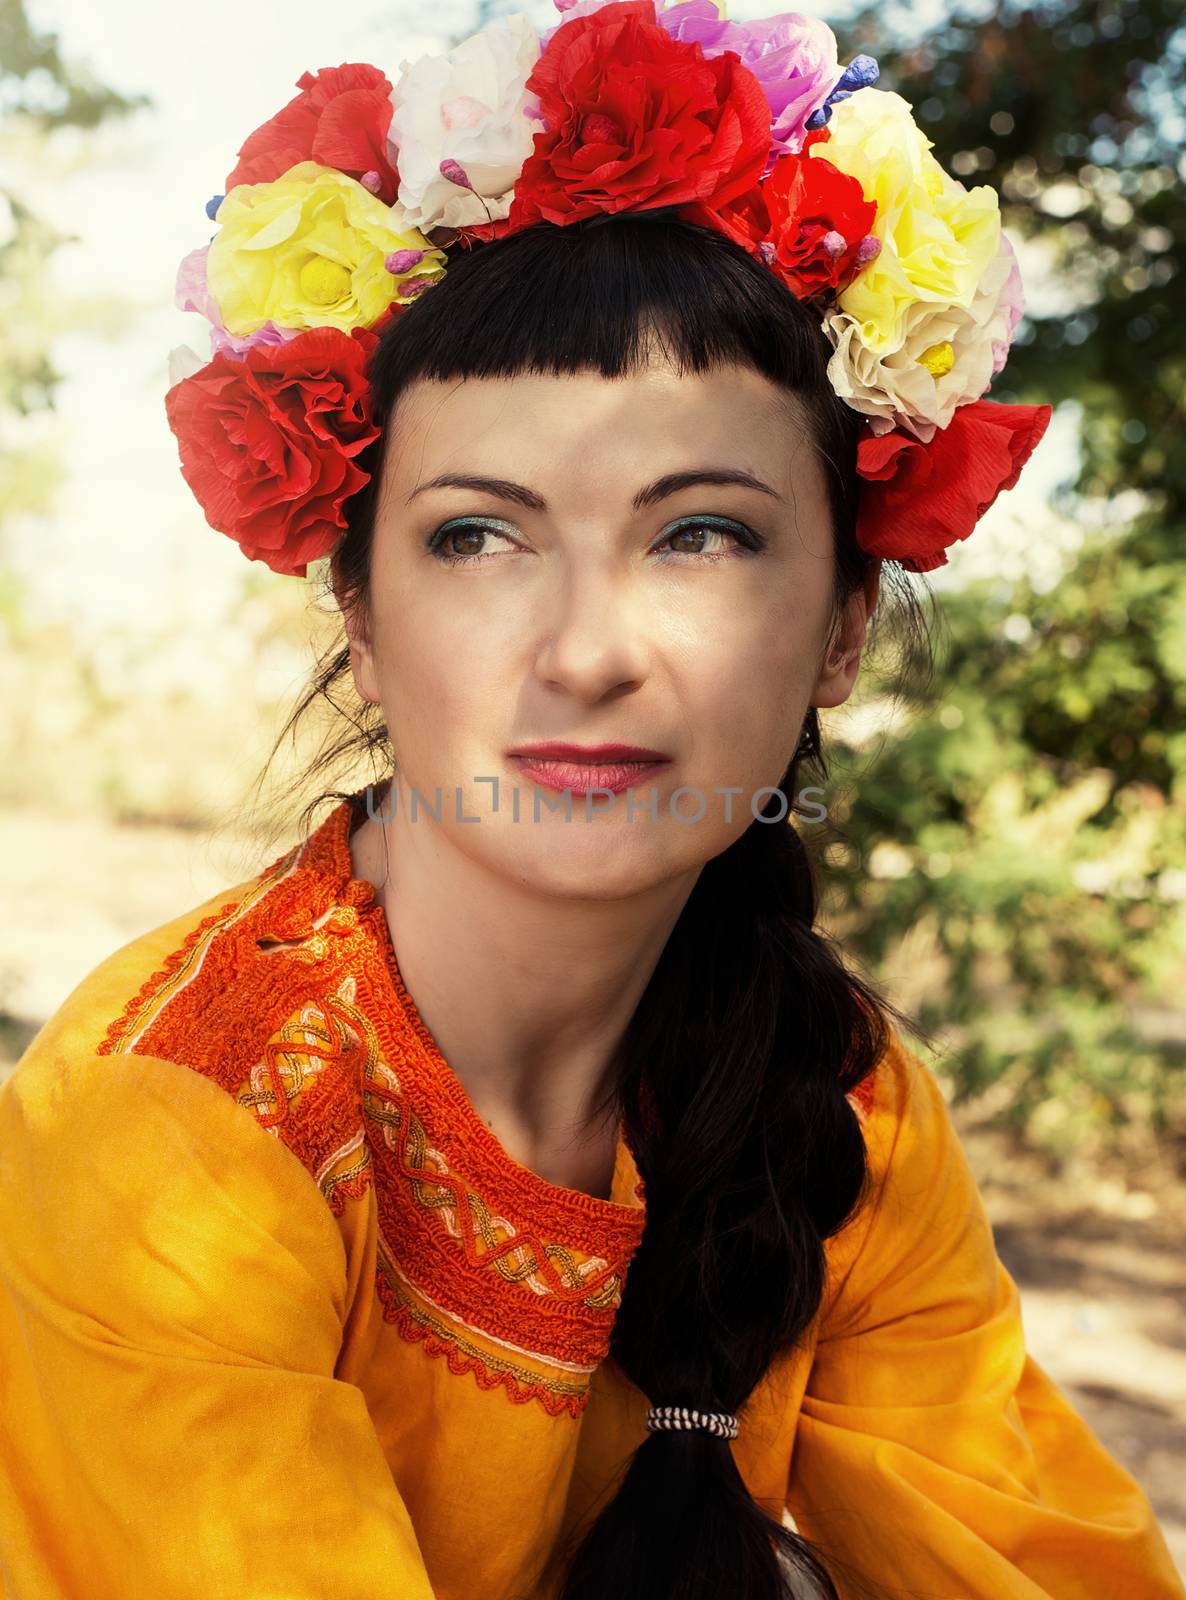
[
  {"x1": 991, "y1": 232, "x2": 1026, "y2": 376},
  {"x1": 174, "y1": 245, "x2": 299, "y2": 357},
  {"x1": 651, "y1": 1, "x2": 840, "y2": 167}
]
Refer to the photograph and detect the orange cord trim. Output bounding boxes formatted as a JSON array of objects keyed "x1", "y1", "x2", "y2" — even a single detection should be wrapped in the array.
[
  {"x1": 96, "y1": 842, "x2": 304, "y2": 1058},
  {"x1": 848, "y1": 1068, "x2": 877, "y2": 1121},
  {"x1": 363, "y1": 1059, "x2": 630, "y2": 1305},
  {"x1": 374, "y1": 1267, "x2": 591, "y2": 1419}
]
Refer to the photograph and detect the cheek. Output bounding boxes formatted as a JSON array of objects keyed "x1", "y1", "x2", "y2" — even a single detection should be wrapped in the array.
[
  {"x1": 678, "y1": 582, "x2": 827, "y2": 753},
  {"x1": 369, "y1": 589, "x2": 519, "y2": 786}
]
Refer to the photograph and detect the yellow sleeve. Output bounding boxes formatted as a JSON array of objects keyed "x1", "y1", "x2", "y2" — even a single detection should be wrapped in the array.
[
  {"x1": 788, "y1": 1038, "x2": 1185, "y2": 1600},
  {"x1": 0, "y1": 1045, "x2": 438, "y2": 1600}
]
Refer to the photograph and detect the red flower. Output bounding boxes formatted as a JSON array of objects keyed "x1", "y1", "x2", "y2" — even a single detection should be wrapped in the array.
[
  {"x1": 684, "y1": 139, "x2": 874, "y2": 301},
  {"x1": 224, "y1": 64, "x2": 400, "y2": 206},
  {"x1": 455, "y1": 215, "x2": 518, "y2": 247},
  {"x1": 760, "y1": 151, "x2": 876, "y2": 298},
  {"x1": 164, "y1": 325, "x2": 384, "y2": 577},
  {"x1": 507, "y1": 0, "x2": 771, "y2": 230},
  {"x1": 854, "y1": 399, "x2": 1053, "y2": 572},
  {"x1": 681, "y1": 184, "x2": 769, "y2": 257}
]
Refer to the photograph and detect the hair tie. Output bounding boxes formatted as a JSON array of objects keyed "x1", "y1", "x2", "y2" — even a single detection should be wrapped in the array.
[{"x1": 645, "y1": 1405, "x2": 740, "y2": 1440}]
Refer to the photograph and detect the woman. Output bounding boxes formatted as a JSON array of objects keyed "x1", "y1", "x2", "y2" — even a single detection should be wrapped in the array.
[{"x1": 1, "y1": 7, "x2": 1181, "y2": 1599}]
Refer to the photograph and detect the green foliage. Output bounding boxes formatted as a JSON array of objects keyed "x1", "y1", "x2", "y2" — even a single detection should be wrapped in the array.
[
  {"x1": 843, "y1": 0, "x2": 1183, "y2": 505},
  {"x1": 823, "y1": 0, "x2": 1186, "y2": 1161}
]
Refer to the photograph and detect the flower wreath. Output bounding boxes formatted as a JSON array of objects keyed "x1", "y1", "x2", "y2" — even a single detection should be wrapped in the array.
[{"x1": 164, "y1": 0, "x2": 1052, "y2": 579}]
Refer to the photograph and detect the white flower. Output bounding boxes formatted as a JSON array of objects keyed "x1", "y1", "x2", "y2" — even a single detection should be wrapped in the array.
[
  {"x1": 388, "y1": 13, "x2": 542, "y2": 234},
  {"x1": 820, "y1": 228, "x2": 1020, "y2": 442},
  {"x1": 166, "y1": 344, "x2": 206, "y2": 389}
]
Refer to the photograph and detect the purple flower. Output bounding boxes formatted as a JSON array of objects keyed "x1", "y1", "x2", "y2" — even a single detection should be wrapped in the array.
[
  {"x1": 654, "y1": 2, "x2": 844, "y2": 170},
  {"x1": 543, "y1": 0, "x2": 846, "y2": 174}
]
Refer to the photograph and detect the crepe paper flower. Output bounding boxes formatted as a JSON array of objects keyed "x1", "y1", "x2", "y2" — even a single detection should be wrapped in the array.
[
  {"x1": 175, "y1": 244, "x2": 301, "y2": 356},
  {"x1": 388, "y1": 14, "x2": 542, "y2": 234},
  {"x1": 808, "y1": 89, "x2": 1002, "y2": 358},
  {"x1": 551, "y1": 0, "x2": 633, "y2": 16},
  {"x1": 542, "y1": 0, "x2": 726, "y2": 42},
  {"x1": 453, "y1": 210, "x2": 521, "y2": 246},
  {"x1": 678, "y1": 126, "x2": 823, "y2": 253},
  {"x1": 648, "y1": 0, "x2": 845, "y2": 173},
  {"x1": 224, "y1": 63, "x2": 401, "y2": 207},
  {"x1": 823, "y1": 226, "x2": 1022, "y2": 440},
  {"x1": 854, "y1": 397, "x2": 1053, "y2": 571},
  {"x1": 175, "y1": 244, "x2": 222, "y2": 325},
  {"x1": 735, "y1": 146, "x2": 878, "y2": 298},
  {"x1": 163, "y1": 324, "x2": 384, "y2": 578},
  {"x1": 206, "y1": 162, "x2": 446, "y2": 338},
  {"x1": 803, "y1": 52, "x2": 880, "y2": 131},
  {"x1": 507, "y1": 0, "x2": 772, "y2": 230},
  {"x1": 679, "y1": 185, "x2": 769, "y2": 257},
  {"x1": 166, "y1": 344, "x2": 206, "y2": 390},
  {"x1": 990, "y1": 230, "x2": 1025, "y2": 375}
]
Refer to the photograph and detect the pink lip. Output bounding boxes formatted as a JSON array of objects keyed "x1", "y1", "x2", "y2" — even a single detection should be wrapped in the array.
[
  {"x1": 508, "y1": 741, "x2": 671, "y2": 761},
  {"x1": 507, "y1": 754, "x2": 672, "y2": 796}
]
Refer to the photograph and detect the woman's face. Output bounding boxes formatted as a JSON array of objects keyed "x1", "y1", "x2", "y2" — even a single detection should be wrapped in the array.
[{"x1": 341, "y1": 353, "x2": 877, "y2": 898}]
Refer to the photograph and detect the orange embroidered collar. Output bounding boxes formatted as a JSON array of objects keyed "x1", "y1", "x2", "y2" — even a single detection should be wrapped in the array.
[
  {"x1": 99, "y1": 784, "x2": 649, "y2": 1415},
  {"x1": 316, "y1": 785, "x2": 650, "y2": 1219}
]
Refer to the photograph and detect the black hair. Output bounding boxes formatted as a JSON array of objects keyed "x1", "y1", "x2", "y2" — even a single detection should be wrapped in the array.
[{"x1": 256, "y1": 209, "x2": 926, "y2": 1600}]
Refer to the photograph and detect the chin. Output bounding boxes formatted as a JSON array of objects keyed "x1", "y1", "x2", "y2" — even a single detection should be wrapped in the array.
[{"x1": 482, "y1": 823, "x2": 697, "y2": 902}]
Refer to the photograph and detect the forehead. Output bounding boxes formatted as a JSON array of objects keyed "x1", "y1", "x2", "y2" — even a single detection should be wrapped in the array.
[{"x1": 382, "y1": 359, "x2": 822, "y2": 505}]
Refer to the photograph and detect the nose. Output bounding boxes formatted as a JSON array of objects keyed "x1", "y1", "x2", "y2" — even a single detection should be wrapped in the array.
[{"x1": 531, "y1": 560, "x2": 651, "y2": 704}]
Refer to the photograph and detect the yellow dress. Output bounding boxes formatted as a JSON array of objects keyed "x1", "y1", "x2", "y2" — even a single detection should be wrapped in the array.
[{"x1": 0, "y1": 788, "x2": 1181, "y2": 1600}]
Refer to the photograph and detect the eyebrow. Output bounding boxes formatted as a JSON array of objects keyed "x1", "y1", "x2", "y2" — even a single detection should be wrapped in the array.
[{"x1": 405, "y1": 468, "x2": 783, "y2": 512}]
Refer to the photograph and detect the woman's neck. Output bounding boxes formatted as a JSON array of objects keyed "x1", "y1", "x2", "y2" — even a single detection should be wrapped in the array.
[{"x1": 348, "y1": 794, "x2": 696, "y2": 1179}]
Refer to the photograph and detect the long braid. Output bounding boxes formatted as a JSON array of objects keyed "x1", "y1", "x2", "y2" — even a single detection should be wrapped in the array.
[{"x1": 554, "y1": 767, "x2": 887, "y2": 1600}]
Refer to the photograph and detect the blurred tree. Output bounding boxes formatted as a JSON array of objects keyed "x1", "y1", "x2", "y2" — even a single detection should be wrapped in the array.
[
  {"x1": 824, "y1": 0, "x2": 1186, "y2": 1161},
  {"x1": 0, "y1": 0, "x2": 149, "y2": 600}
]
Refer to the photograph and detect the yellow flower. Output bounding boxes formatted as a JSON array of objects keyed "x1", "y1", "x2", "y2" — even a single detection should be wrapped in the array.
[
  {"x1": 207, "y1": 161, "x2": 446, "y2": 337},
  {"x1": 809, "y1": 89, "x2": 1001, "y2": 356}
]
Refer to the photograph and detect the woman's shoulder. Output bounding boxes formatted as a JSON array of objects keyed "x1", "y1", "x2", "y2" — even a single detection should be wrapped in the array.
[
  {"x1": 16, "y1": 864, "x2": 279, "y2": 1072},
  {"x1": 3, "y1": 795, "x2": 379, "y2": 1220},
  {"x1": 851, "y1": 1025, "x2": 953, "y2": 1156},
  {"x1": 0, "y1": 1042, "x2": 352, "y2": 1380},
  {"x1": 0, "y1": 824, "x2": 359, "y2": 1323},
  {"x1": 0, "y1": 844, "x2": 297, "y2": 1185},
  {"x1": 11, "y1": 796, "x2": 348, "y2": 1082},
  {"x1": 821, "y1": 1028, "x2": 990, "y2": 1323}
]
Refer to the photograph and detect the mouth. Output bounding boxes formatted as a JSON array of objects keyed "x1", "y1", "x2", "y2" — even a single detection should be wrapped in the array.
[
  {"x1": 506, "y1": 749, "x2": 673, "y2": 797},
  {"x1": 508, "y1": 742, "x2": 671, "y2": 763}
]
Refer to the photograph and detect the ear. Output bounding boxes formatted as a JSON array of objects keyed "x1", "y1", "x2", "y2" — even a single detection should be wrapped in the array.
[
  {"x1": 333, "y1": 569, "x2": 382, "y2": 706},
  {"x1": 811, "y1": 561, "x2": 881, "y2": 710}
]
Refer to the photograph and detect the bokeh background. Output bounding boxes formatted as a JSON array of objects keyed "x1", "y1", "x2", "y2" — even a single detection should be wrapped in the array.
[{"x1": 1, "y1": 0, "x2": 1183, "y2": 1571}]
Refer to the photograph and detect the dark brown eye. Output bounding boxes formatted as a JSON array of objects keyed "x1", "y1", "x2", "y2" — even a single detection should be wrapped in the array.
[
  {"x1": 657, "y1": 520, "x2": 750, "y2": 558},
  {"x1": 668, "y1": 525, "x2": 716, "y2": 554},
  {"x1": 427, "y1": 520, "x2": 518, "y2": 563},
  {"x1": 445, "y1": 527, "x2": 488, "y2": 557}
]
